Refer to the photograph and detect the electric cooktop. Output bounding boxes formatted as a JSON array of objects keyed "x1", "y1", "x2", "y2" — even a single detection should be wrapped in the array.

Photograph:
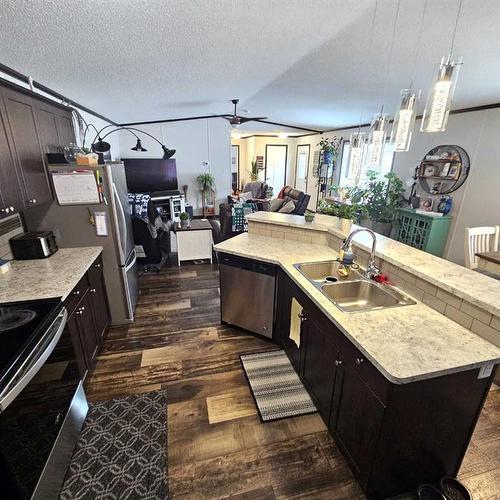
[{"x1": 0, "y1": 298, "x2": 63, "y2": 392}]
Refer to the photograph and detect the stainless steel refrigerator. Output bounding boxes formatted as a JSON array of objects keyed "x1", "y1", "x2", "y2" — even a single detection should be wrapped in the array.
[{"x1": 24, "y1": 162, "x2": 138, "y2": 325}]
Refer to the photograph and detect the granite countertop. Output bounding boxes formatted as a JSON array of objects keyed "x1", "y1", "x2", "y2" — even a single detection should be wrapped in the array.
[
  {"x1": 214, "y1": 233, "x2": 500, "y2": 384},
  {"x1": 247, "y1": 212, "x2": 500, "y2": 317},
  {"x1": 0, "y1": 247, "x2": 103, "y2": 303}
]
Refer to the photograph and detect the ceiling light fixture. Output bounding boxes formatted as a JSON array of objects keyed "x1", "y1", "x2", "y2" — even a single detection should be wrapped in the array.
[
  {"x1": 278, "y1": 133, "x2": 288, "y2": 139},
  {"x1": 390, "y1": 0, "x2": 427, "y2": 151},
  {"x1": 366, "y1": 0, "x2": 400, "y2": 170},
  {"x1": 421, "y1": 0, "x2": 463, "y2": 133},
  {"x1": 348, "y1": 131, "x2": 367, "y2": 184}
]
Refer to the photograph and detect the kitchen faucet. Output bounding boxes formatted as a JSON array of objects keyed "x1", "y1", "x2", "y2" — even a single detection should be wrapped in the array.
[{"x1": 341, "y1": 228, "x2": 380, "y2": 279}]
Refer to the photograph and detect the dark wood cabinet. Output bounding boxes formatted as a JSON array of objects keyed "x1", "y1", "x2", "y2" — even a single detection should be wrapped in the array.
[
  {"x1": 0, "y1": 82, "x2": 76, "y2": 215},
  {"x1": 273, "y1": 270, "x2": 495, "y2": 499},
  {"x1": 301, "y1": 313, "x2": 339, "y2": 424},
  {"x1": 87, "y1": 256, "x2": 110, "y2": 344},
  {"x1": 0, "y1": 104, "x2": 24, "y2": 217},
  {"x1": 64, "y1": 254, "x2": 110, "y2": 378},
  {"x1": 1, "y1": 88, "x2": 52, "y2": 207}
]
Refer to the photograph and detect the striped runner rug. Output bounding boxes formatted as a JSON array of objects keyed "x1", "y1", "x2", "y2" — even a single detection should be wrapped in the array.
[{"x1": 240, "y1": 350, "x2": 317, "y2": 422}]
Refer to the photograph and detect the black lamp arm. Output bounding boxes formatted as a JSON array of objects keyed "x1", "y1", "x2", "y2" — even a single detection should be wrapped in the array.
[
  {"x1": 99, "y1": 127, "x2": 140, "y2": 142},
  {"x1": 82, "y1": 123, "x2": 101, "y2": 150}
]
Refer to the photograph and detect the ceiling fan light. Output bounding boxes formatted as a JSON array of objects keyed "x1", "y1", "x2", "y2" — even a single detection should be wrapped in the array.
[
  {"x1": 365, "y1": 113, "x2": 389, "y2": 169},
  {"x1": 131, "y1": 139, "x2": 147, "y2": 152},
  {"x1": 390, "y1": 89, "x2": 419, "y2": 152},
  {"x1": 92, "y1": 138, "x2": 111, "y2": 153},
  {"x1": 421, "y1": 56, "x2": 461, "y2": 133},
  {"x1": 347, "y1": 132, "x2": 367, "y2": 185},
  {"x1": 162, "y1": 145, "x2": 176, "y2": 159}
]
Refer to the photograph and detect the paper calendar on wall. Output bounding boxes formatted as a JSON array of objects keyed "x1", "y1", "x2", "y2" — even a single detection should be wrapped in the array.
[{"x1": 52, "y1": 171, "x2": 100, "y2": 205}]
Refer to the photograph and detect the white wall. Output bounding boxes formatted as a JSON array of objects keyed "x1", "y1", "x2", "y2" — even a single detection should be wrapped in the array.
[
  {"x1": 118, "y1": 119, "x2": 231, "y2": 215},
  {"x1": 293, "y1": 108, "x2": 500, "y2": 266}
]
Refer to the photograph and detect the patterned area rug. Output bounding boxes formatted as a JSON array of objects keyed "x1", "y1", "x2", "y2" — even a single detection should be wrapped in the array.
[
  {"x1": 59, "y1": 389, "x2": 168, "y2": 500},
  {"x1": 240, "y1": 350, "x2": 317, "y2": 422}
]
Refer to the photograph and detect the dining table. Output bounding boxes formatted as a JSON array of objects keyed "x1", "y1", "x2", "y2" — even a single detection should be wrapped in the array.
[{"x1": 476, "y1": 251, "x2": 500, "y2": 278}]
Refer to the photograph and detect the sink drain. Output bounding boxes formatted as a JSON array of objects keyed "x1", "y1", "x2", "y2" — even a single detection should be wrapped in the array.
[{"x1": 325, "y1": 276, "x2": 338, "y2": 283}]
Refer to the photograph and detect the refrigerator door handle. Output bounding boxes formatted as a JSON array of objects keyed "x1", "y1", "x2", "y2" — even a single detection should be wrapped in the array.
[
  {"x1": 126, "y1": 250, "x2": 137, "y2": 271},
  {"x1": 112, "y1": 182, "x2": 128, "y2": 262}
]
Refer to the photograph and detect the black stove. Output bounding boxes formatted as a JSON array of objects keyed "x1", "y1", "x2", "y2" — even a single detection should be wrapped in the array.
[{"x1": 0, "y1": 298, "x2": 63, "y2": 395}]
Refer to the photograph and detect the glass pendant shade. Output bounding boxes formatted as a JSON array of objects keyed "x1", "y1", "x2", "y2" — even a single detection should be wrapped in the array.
[
  {"x1": 366, "y1": 113, "x2": 389, "y2": 169},
  {"x1": 390, "y1": 89, "x2": 418, "y2": 152},
  {"x1": 348, "y1": 132, "x2": 367, "y2": 185},
  {"x1": 421, "y1": 56, "x2": 461, "y2": 133}
]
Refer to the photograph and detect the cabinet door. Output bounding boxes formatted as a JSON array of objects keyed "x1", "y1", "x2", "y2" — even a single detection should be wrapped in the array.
[
  {"x1": 302, "y1": 314, "x2": 339, "y2": 425},
  {"x1": 0, "y1": 104, "x2": 24, "y2": 216},
  {"x1": 87, "y1": 257, "x2": 110, "y2": 343},
  {"x1": 1, "y1": 88, "x2": 52, "y2": 206},
  {"x1": 75, "y1": 293, "x2": 99, "y2": 366},
  {"x1": 330, "y1": 360, "x2": 385, "y2": 480},
  {"x1": 35, "y1": 104, "x2": 62, "y2": 154},
  {"x1": 65, "y1": 311, "x2": 88, "y2": 379},
  {"x1": 274, "y1": 269, "x2": 306, "y2": 372}
]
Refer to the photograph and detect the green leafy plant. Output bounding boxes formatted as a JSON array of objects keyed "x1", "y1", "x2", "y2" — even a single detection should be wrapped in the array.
[
  {"x1": 364, "y1": 171, "x2": 405, "y2": 223},
  {"x1": 249, "y1": 159, "x2": 264, "y2": 181},
  {"x1": 197, "y1": 172, "x2": 216, "y2": 192},
  {"x1": 317, "y1": 136, "x2": 342, "y2": 156},
  {"x1": 179, "y1": 212, "x2": 189, "y2": 221}
]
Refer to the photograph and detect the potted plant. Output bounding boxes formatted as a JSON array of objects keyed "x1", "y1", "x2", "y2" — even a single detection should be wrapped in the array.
[
  {"x1": 179, "y1": 211, "x2": 190, "y2": 229},
  {"x1": 336, "y1": 203, "x2": 363, "y2": 234},
  {"x1": 249, "y1": 158, "x2": 264, "y2": 181},
  {"x1": 197, "y1": 172, "x2": 216, "y2": 216},
  {"x1": 364, "y1": 171, "x2": 404, "y2": 236},
  {"x1": 317, "y1": 136, "x2": 342, "y2": 166},
  {"x1": 304, "y1": 210, "x2": 315, "y2": 223}
]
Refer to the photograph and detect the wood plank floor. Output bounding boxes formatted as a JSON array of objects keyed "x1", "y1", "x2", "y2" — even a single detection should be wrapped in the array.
[{"x1": 84, "y1": 262, "x2": 500, "y2": 499}]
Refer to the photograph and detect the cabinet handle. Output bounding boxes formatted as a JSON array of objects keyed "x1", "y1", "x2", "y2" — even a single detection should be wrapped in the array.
[
  {"x1": 95, "y1": 263, "x2": 101, "y2": 268},
  {"x1": 90, "y1": 288, "x2": 96, "y2": 293},
  {"x1": 27, "y1": 198, "x2": 37, "y2": 204},
  {"x1": 9, "y1": 207, "x2": 14, "y2": 211},
  {"x1": 73, "y1": 290, "x2": 80, "y2": 295},
  {"x1": 76, "y1": 310, "x2": 83, "y2": 315},
  {"x1": 356, "y1": 358, "x2": 364, "y2": 365},
  {"x1": 0, "y1": 208, "x2": 8, "y2": 214},
  {"x1": 335, "y1": 360, "x2": 343, "y2": 366},
  {"x1": 298, "y1": 312, "x2": 307, "y2": 322}
]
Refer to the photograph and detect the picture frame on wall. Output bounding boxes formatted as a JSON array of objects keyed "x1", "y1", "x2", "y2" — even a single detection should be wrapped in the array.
[
  {"x1": 448, "y1": 164, "x2": 461, "y2": 180},
  {"x1": 422, "y1": 165, "x2": 436, "y2": 177},
  {"x1": 419, "y1": 197, "x2": 434, "y2": 211},
  {"x1": 439, "y1": 162, "x2": 451, "y2": 177}
]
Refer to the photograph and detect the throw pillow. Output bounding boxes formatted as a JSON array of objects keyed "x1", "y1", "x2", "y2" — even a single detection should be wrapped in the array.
[
  {"x1": 269, "y1": 198, "x2": 285, "y2": 212},
  {"x1": 278, "y1": 199, "x2": 296, "y2": 214},
  {"x1": 239, "y1": 191, "x2": 253, "y2": 202}
]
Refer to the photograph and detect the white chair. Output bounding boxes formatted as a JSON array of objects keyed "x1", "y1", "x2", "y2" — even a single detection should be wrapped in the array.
[{"x1": 464, "y1": 226, "x2": 500, "y2": 269}]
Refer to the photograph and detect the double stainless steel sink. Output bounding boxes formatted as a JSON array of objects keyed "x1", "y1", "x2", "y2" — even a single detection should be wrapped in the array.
[{"x1": 294, "y1": 260, "x2": 415, "y2": 313}]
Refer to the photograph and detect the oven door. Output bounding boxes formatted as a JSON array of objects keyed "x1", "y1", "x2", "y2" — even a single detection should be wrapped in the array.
[{"x1": 0, "y1": 308, "x2": 88, "y2": 499}]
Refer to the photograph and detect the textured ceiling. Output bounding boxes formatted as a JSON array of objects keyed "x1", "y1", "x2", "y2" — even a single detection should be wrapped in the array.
[{"x1": 1, "y1": 0, "x2": 499, "y2": 130}]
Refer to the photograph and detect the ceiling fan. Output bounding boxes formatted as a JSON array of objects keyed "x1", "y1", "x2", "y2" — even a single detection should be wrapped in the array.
[{"x1": 223, "y1": 99, "x2": 267, "y2": 127}]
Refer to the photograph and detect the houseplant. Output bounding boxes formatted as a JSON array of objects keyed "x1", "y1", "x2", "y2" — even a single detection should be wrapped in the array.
[
  {"x1": 249, "y1": 159, "x2": 264, "y2": 181},
  {"x1": 179, "y1": 211, "x2": 190, "y2": 229},
  {"x1": 317, "y1": 136, "x2": 342, "y2": 166},
  {"x1": 197, "y1": 172, "x2": 216, "y2": 216},
  {"x1": 363, "y1": 171, "x2": 405, "y2": 236}
]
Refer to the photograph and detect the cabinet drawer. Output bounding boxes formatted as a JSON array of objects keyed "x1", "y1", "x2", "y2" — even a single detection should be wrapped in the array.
[
  {"x1": 64, "y1": 273, "x2": 90, "y2": 316},
  {"x1": 340, "y1": 337, "x2": 392, "y2": 404}
]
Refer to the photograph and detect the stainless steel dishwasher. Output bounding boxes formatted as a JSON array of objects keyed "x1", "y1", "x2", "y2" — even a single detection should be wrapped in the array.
[{"x1": 218, "y1": 253, "x2": 276, "y2": 338}]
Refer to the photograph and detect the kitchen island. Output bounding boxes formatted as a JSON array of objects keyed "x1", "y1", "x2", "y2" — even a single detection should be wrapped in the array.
[{"x1": 214, "y1": 215, "x2": 500, "y2": 498}]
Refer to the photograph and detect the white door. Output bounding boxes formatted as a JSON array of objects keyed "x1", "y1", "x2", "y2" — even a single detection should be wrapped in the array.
[
  {"x1": 295, "y1": 144, "x2": 310, "y2": 193},
  {"x1": 265, "y1": 145, "x2": 287, "y2": 194}
]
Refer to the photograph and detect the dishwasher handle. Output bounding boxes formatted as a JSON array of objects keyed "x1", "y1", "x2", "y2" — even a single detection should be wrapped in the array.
[{"x1": 217, "y1": 252, "x2": 276, "y2": 276}]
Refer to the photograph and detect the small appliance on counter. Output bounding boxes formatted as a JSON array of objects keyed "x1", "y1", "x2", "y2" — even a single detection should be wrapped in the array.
[{"x1": 9, "y1": 231, "x2": 58, "y2": 260}]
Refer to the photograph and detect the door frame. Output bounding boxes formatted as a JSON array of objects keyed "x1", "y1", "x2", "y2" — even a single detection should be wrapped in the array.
[
  {"x1": 231, "y1": 144, "x2": 240, "y2": 190},
  {"x1": 294, "y1": 143, "x2": 310, "y2": 191},
  {"x1": 264, "y1": 144, "x2": 288, "y2": 190}
]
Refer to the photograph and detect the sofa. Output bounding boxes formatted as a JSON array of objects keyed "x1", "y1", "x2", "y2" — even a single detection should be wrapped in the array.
[{"x1": 277, "y1": 186, "x2": 311, "y2": 216}]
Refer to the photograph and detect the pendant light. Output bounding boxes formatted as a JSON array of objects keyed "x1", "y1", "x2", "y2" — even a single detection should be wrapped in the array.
[
  {"x1": 421, "y1": 0, "x2": 463, "y2": 133},
  {"x1": 366, "y1": 112, "x2": 389, "y2": 169},
  {"x1": 390, "y1": 89, "x2": 418, "y2": 151},
  {"x1": 348, "y1": 131, "x2": 367, "y2": 184},
  {"x1": 366, "y1": 0, "x2": 400, "y2": 170},
  {"x1": 390, "y1": 0, "x2": 427, "y2": 151}
]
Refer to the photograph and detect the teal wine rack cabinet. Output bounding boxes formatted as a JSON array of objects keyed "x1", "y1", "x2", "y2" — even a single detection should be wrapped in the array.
[{"x1": 395, "y1": 208, "x2": 452, "y2": 257}]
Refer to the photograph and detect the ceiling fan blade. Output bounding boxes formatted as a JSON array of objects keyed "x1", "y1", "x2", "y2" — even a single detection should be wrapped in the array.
[{"x1": 238, "y1": 117, "x2": 268, "y2": 123}]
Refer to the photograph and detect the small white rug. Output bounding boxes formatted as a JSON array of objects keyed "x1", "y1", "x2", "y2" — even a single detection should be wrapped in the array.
[{"x1": 240, "y1": 350, "x2": 317, "y2": 422}]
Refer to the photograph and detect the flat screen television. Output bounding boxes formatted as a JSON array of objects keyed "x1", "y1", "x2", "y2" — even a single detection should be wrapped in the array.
[{"x1": 122, "y1": 158, "x2": 178, "y2": 194}]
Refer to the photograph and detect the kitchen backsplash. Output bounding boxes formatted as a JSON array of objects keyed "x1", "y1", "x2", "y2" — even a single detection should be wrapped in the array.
[{"x1": 0, "y1": 214, "x2": 24, "y2": 260}]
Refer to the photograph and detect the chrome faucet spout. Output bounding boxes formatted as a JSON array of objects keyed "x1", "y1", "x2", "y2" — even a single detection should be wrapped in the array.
[{"x1": 342, "y1": 228, "x2": 379, "y2": 279}]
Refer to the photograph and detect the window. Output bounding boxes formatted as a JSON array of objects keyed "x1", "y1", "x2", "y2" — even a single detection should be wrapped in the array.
[{"x1": 338, "y1": 141, "x2": 395, "y2": 187}]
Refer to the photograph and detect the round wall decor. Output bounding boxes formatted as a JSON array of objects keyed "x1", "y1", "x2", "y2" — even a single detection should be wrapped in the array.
[{"x1": 417, "y1": 145, "x2": 470, "y2": 195}]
